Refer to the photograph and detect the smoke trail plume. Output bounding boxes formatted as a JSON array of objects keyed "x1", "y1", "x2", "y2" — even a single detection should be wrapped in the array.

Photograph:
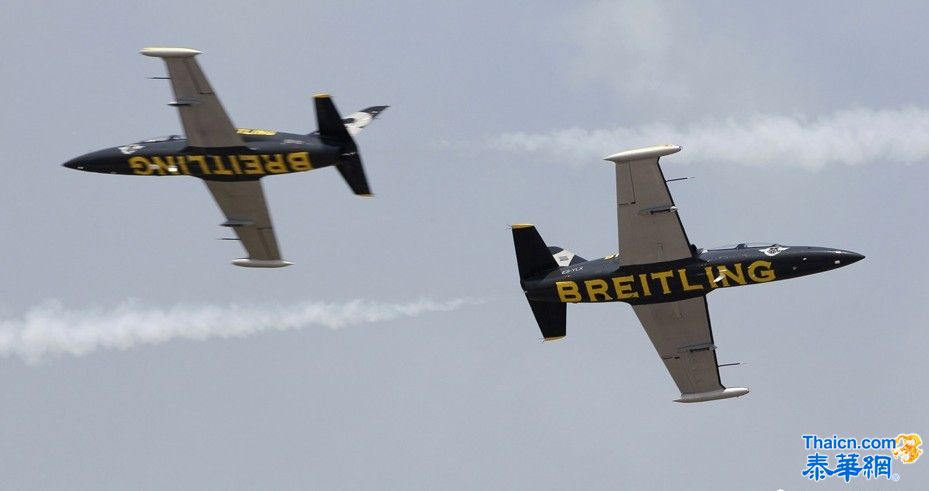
[
  {"x1": 0, "y1": 298, "x2": 478, "y2": 363},
  {"x1": 492, "y1": 107, "x2": 929, "y2": 169}
]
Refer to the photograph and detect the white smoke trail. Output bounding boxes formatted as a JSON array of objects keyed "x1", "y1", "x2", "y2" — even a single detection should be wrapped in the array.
[
  {"x1": 0, "y1": 298, "x2": 480, "y2": 363},
  {"x1": 492, "y1": 107, "x2": 929, "y2": 169}
]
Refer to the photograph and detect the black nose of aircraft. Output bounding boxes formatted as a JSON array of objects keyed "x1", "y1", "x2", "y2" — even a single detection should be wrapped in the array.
[
  {"x1": 63, "y1": 158, "x2": 84, "y2": 170},
  {"x1": 785, "y1": 247, "x2": 864, "y2": 278},
  {"x1": 821, "y1": 249, "x2": 865, "y2": 272},
  {"x1": 839, "y1": 250, "x2": 865, "y2": 265}
]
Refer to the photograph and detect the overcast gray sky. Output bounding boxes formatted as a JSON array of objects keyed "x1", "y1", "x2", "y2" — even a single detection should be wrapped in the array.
[{"x1": 1, "y1": 1, "x2": 927, "y2": 489}]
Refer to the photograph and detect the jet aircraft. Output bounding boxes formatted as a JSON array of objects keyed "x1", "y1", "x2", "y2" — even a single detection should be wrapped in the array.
[
  {"x1": 64, "y1": 47, "x2": 387, "y2": 268},
  {"x1": 511, "y1": 145, "x2": 864, "y2": 403}
]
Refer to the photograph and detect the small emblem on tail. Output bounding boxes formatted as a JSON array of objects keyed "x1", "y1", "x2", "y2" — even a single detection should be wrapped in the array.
[{"x1": 548, "y1": 246, "x2": 587, "y2": 267}]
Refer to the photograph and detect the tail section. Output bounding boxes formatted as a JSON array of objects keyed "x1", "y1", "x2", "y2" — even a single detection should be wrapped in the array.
[
  {"x1": 313, "y1": 95, "x2": 388, "y2": 196},
  {"x1": 511, "y1": 224, "x2": 567, "y2": 341},
  {"x1": 511, "y1": 224, "x2": 559, "y2": 281},
  {"x1": 343, "y1": 106, "x2": 389, "y2": 136},
  {"x1": 334, "y1": 155, "x2": 371, "y2": 196},
  {"x1": 548, "y1": 246, "x2": 587, "y2": 267},
  {"x1": 528, "y1": 300, "x2": 566, "y2": 341}
]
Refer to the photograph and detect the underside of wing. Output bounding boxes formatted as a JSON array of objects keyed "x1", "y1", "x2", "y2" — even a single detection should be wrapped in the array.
[
  {"x1": 141, "y1": 47, "x2": 246, "y2": 149},
  {"x1": 204, "y1": 180, "x2": 291, "y2": 268},
  {"x1": 632, "y1": 297, "x2": 748, "y2": 403},
  {"x1": 606, "y1": 145, "x2": 692, "y2": 266}
]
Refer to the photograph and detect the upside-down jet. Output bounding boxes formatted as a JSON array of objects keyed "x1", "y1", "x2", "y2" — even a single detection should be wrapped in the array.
[
  {"x1": 63, "y1": 47, "x2": 387, "y2": 267},
  {"x1": 511, "y1": 145, "x2": 864, "y2": 403}
]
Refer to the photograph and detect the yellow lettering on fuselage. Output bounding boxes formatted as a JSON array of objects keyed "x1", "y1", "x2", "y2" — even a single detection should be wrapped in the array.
[
  {"x1": 240, "y1": 155, "x2": 264, "y2": 175},
  {"x1": 126, "y1": 152, "x2": 316, "y2": 176},
  {"x1": 566, "y1": 261, "x2": 779, "y2": 302},
  {"x1": 287, "y1": 151, "x2": 314, "y2": 171},
  {"x1": 263, "y1": 154, "x2": 287, "y2": 173},
  {"x1": 612, "y1": 275, "x2": 639, "y2": 299},
  {"x1": 168, "y1": 155, "x2": 189, "y2": 175},
  {"x1": 650, "y1": 270, "x2": 674, "y2": 294},
  {"x1": 717, "y1": 263, "x2": 747, "y2": 286},
  {"x1": 584, "y1": 279, "x2": 613, "y2": 301},
  {"x1": 705, "y1": 266, "x2": 718, "y2": 288},
  {"x1": 188, "y1": 155, "x2": 208, "y2": 175},
  {"x1": 211, "y1": 155, "x2": 234, "y2": 175},
  {"x1": 557, "y1": 281, "x2": 582, "y2": 303},
  {"x1": 747, "y1": 260, "x2": 776, "y2": 282},
  {"x1": 678, "y1": 268, "x2": 704, "y2": 291},
  {"x1": 128, "y1": 156, "x2": 152, "y2": 175},
  {"x1": 150, "y1": 156, "x2": 173, "y2": 175},
  {"x1": 638, "y1": 273, "x2": 652, "y2": 296},
  {"x1": 228, "y1": 155, "x2": 242, "y2": 174}
]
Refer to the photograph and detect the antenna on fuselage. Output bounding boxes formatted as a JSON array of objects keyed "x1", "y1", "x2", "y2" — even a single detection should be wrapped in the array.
[
  {"x1": 718, "y1": 362, "x2": 746, "y2": 368},
  {"x1": 666, "y1": 176, "x2": 694, "y2": 183}
]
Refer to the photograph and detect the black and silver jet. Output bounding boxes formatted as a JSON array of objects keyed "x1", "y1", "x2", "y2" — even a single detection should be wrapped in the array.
[
  {"x1": 64, "y1": 47, "x2": 387, "y2": 268},
  {"x1": 511, "y1": 145, "x2": 864, "y2": 403}
]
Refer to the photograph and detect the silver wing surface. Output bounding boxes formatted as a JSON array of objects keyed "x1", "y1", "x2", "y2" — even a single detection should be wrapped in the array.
[
  {"x1": 610, "y1": 146, "x2": 748, "y2": 402},
  {"x1": 203, "y1": 180, "x2": 289, "y2": 267},
  {"x1": 140, "y1": 47, "x2": 245, "y2": 148},
  {"x1": 632, "y1": 297, "x2": 746, "y2": 402},
  {"x1": 141, "y1": 47, "x2": 289, "y2": 267},
  {"x1": 605, "y1": 145, "x2": 692, "y2": 266}
]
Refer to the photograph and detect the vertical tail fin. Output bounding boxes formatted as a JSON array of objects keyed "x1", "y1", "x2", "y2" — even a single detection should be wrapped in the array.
[
  {"x1": 314, "y1": 94, "x2": 372, "y2": 196},
  {"x1": 511, "y1": 224, "x2": 567, "y2": 340},
  {"x1": 511, "y1": 224, "x2": 558, "y2": 281},
  {"x1": 314, "y1": 94, "x2": 356, "y2": 151}
]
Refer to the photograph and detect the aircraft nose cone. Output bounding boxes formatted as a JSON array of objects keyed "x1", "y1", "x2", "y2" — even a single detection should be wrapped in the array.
[
  {"x1": 844, "y1": 251, "x2": 865, "y2": 264},
  {"x1": 63, "y1": 158, "x2": 83, "y2": 170},
  {"x1": 829, "y1": 249, "x2": 865, "y2": 268}
]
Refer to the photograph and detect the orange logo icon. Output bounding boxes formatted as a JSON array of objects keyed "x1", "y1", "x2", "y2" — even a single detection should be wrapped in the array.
[{"x1": 892, "y1": 433, "x2": 923, "y2": 464}]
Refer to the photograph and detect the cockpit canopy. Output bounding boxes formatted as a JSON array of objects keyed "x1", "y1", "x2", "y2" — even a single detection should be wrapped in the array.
[
  {"x1": 706, "y1": 242, "x2": 781, "y2": 251},
  {"x1": 137, "y1": 135, "x2": 185, "y2": 143}
]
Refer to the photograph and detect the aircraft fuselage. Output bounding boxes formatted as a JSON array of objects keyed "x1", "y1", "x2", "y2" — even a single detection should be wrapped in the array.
[
  {"x1": 63, "y1": 130, "x2": 342, "y2": 181},
  {"x1": 523, "y1": 244, "x2": 864, "y2": 305}
]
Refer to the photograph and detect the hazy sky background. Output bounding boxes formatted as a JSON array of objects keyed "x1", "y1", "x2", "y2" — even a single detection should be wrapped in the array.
[{"x1": 1, "y1": 1, "x2": 927, "y2": 489}]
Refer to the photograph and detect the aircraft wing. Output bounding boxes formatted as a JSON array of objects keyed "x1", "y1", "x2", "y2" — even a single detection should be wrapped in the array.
[
  {"x1": 632, "y1": 296, "x2": 748, "y2": 403},
  {"x1": 140, "y1": 47, "x2": 246, "y2": 149},
  {"x1": 204, "y1": 180, "x2": 291, "y2": 268},
  {"x1": 605, "y1": 145, "x2": 692, "y2": 266},
  {"x1": 141, "y1": 48, "x2": 288, "y2": 267}
]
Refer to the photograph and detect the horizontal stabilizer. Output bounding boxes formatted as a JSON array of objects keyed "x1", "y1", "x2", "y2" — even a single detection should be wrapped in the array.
[
  {"x1": 343, "y1": 106, "x2": 389, "y2": 136},
  {"x1": 336, "y1": 155, "x2": 372, "y2": 196},
  {"x1": 309, "y1": 105, "x2": 389, "y2": 137},
  {"x1": 528, "y1": 299, "x2": 566, "y2": 340}
]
